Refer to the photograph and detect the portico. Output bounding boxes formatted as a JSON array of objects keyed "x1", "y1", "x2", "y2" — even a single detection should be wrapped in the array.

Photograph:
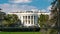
[{"x1": 22, "y1": 15, "x2": 35, "y2": 26}]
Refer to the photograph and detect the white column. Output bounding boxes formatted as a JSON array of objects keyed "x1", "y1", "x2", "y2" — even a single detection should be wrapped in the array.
[
  {"x1": 33, "y1": 15, "x2": 34, "y2": 25},
  {"x1": 30, "y1": 15, "x2": 31, "y2": 24},
  {"x1": 22, "y1": 16, "x2": 24, "y2": 24},
  {"x1": 27, "y1": 15, "x2": 28, "y2": 25}
]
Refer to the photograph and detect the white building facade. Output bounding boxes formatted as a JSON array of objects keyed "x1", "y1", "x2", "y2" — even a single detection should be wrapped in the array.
[{"x1": 8, "y1": 10, "x2": 50, "y2": 27}]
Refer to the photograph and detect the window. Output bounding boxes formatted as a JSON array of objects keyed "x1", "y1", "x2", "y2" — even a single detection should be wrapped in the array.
[
  {"x1": 28, "y1": 20, "x2": 30, "y2": 24},
  {"x1": 26, "y1": 20, "x2": 27, "y2": 24},
  {"x1": 23, "y1": 16, "x2": 24, "y2": 19},
  {"x1": 31, "y1": 16, "x2": 33, "y2": 19},
  {"x1": 28, "y1": 16, "x2": 30, "y2": 19},
  {"x1": 26, "y1": 16, "x2": 27, "y2": 19},
  {"x1": 23, "y1": 20, "x2": 27, "y2": 24},
  {"x1": 31, "y1": 20, "x2": 33, "y2": 24},
  {"x1": 23, "y1": 16, "x2": 27, "y2": 19},
  {"x1": 34, "y1": 16, "x2": 35, "y2": 19}
]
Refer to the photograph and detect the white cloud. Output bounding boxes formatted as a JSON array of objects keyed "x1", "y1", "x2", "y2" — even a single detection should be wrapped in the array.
[
  {"x1": 9, "y1": 0, "x2": 32, "y2": 3},
  {"x1": 47, "y1": 5, "x2": 52, "y2": 11},
  {"x1": 40, "y1": 5, "x2": 52, "y2": 12},
  {"x1": 0, "y1": 3, "x2": 38, "y2": 13},
  {"x1": 41, "y1": 9, "x2": 46, "y2": 12}
]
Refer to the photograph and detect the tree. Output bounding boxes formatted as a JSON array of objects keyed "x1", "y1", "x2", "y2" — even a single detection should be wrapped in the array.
[
  {"x1": 0, "y1": 8, "x2": 6, "y2": 26},
  {"x1": 38, "y1": 14, "x2": 49, "y2": 28},
  {"x1": 2, "y1": 14, "x2": 21, "y2": 27},
  {"x1": 47, "y1": 0, "x2": 60, "y2": 34}
]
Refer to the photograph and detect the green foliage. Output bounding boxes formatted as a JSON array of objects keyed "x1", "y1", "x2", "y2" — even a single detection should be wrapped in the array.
[
  {"x1": 2, "y1": 14, "x2": 19, "y2": 26},
  {"x1": 49, "y1": 29, "x2": 58, "y2": 34},
  {"x1": 5, "y1": 14, "x2": 18, "y2": 23},
  {"x1": 38, "y1": 14, "x2": 49, "y2": 28},
  {"x1": 39, "y1": 14, "x2": 49, "y2": 22},
  {"x1": 0, "y1": 9, "x2": 21, "y2": 27},
  {"x1": 0, "y1": 32, "x2": 42, "y2": 34},
  {"x1": 47, "y1": 0, "x2": 59, "y2": 34},
  {"x1": 47, "y1": 29, "x2": 58, "y2": 34},
  {"x1": 0, "y1": 9, "x2": 6, "y2": 26}
]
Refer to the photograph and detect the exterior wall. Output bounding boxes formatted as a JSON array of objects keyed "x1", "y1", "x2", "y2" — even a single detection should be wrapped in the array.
[{"x1": 8, "y1": 11, "x2": 50, "y2": 27}]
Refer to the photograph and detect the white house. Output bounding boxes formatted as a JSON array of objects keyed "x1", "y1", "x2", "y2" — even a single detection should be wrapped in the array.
[{"x1": 8, "y1": 10, "x2": 50, "y2": 27}]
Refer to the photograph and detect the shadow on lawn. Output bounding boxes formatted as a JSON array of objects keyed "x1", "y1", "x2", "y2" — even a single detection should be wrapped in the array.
[{"x1": 0, "y1": 27, "x2": 40, "y2": 32}]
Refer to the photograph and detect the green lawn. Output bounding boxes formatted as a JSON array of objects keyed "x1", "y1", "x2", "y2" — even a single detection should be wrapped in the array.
[{"x1": 0, "y1": 32, "x2": 42, "y2": 34}]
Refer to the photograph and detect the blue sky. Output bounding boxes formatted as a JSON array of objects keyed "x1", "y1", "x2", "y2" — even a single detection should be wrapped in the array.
[{"x1": 0, "y1": 0, "x2": 53, "y2": 12}]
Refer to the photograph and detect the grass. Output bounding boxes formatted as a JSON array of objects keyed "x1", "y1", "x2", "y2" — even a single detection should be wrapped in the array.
[{"x1": 0, "y1": 32, "x2": 42, "y2": 34}]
